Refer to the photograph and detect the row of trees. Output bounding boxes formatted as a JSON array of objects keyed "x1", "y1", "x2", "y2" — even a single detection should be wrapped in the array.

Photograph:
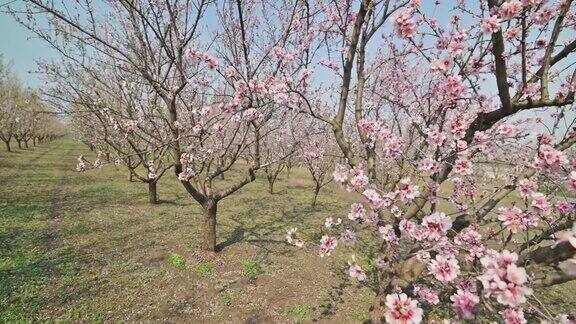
[
  {"x1": 0, "y1": 56, "x2": 64, "y2": 151},
  {"x1": 8, "y1": 0, "x2": 576, "y2": 322}
]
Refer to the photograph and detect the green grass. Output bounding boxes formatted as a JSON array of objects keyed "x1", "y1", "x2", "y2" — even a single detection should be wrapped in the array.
[
  {"x1": 283, "y1": 305, "x2": 311, "y2": 322},
  {"x1": 240, "y1": 260, "x2": 262, "y2": 278},
  {"x1": 193, "y1": 262, "x2": 213, "y2": 276},
  {"x1": 169, "y1": 254, "x2": 186, "y2": 269}
]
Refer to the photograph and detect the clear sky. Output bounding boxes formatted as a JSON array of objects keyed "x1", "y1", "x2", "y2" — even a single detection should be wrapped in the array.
[{"x1": 0, "y1": 8, "x2": 56, "y2": 89}]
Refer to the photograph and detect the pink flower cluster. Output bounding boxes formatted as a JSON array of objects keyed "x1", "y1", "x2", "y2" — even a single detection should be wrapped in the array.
[
  {"x1": 333, "y1": 163, "x2": 369, "y2": 191},
  {"x1": 478, "y1": 250, "x2": 532, "y2": 307},
  {"x1": 497, "y1": 206, "x2": 538, "y2": 233},
  {"x1": 384, "y1": 292, "x2": 423, "y2": 324},
  {"x1": 428, "y1": 254, "x2": 460, "y2": 283},
  {"x1": 394, "y1": 9, "x2": 417, "y2": 38},
  {"x1": 450, "y1": 289, "x2": 479, "y2": 319},
  {"x1": 185, "y1": 48, "x2": 218, "y2": 69}
]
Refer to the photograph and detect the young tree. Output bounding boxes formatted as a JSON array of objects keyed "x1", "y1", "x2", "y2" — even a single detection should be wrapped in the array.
[
  {"x1": 41, "y1": 59, "x2": 173, "y2": 204},
  {"x1": 300, "y1": 124, "x2": 338, "y2": 208},
  {"x1": 0, "y1": 57, "x2": 21, "y2": 152}
]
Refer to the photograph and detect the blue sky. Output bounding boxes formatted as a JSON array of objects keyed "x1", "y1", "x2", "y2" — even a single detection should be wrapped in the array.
[{"x1": 0, "y1": 9, "x2": 56, "y2": 88}]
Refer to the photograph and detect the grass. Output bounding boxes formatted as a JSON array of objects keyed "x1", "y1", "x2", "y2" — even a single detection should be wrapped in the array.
[
  {"x1": 0, "y1": 138, "x2": 574, "y2": 322},
  {"x1": 283, "y1": 305, "x2": 311, "y2": 322},
  {"x1": 193, "y1": 262, "x2": 213, "y2": 276},
  {"x1": 240, "y1": 260, "x2": 262, "y2": 278},
  {"x1": 169, "y1": 254, "x2": 186, "y2": 269}
]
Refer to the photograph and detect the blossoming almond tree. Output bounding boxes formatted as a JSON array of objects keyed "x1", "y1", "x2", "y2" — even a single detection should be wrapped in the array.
[
  {"x1": 300, "y1": 122, "x2": 340, "y2": 208},
  {"x1": 0, "y1": 58, "x2": 63, "y2": 152},
  {"x1": 16, "y1": 0, "x2": 314, "y2": 251},
  {"x1": 39, "y1": 58, "x2": 174, "y2": 204},
  {"x1": 285, "y1": 0, "x2": 576, "y2": 322}
]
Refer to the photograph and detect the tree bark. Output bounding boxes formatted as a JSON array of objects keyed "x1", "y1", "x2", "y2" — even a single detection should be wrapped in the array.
[
  {"x1": 24, "y1": 140, "x2": 29, "y2": 148},
  {"x1": 311, "y1": 185, "x2": 320, "y2": 208},
  {"x1": 17, "y1": 141, "x2": 22, "y2": 149},
  {"x1": 3, "y1": 140, "x2": 10, "y2": 152},
  {"x1": 267, "y1": 177, "x2": 275, "y2": 194},
  {"x1": 148, "y1": 181, "x2": 159, "y2": 204},
  {"x1": 202, "y1": 200, "x2": 218, "y2": 252},
  {"x1": 33, "y1": 138, "x2": 36, "y2": 146}
]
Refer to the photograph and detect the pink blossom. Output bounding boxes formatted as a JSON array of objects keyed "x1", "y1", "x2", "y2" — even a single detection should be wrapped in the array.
[
  {"x1": 319, "y1": 235, "x2": 338, "y2": 257},
  {"x1": 379, "y1": 225, "x2": 399, "y2": 244},
  {"x1": 498, "y1": 123, "x2": 515, "y2": 137},
  {"x1": 349, "y1": 166, "x2": 369, "y2": 189},
  {"x1": 498, "y1": 206, "x2": 538, "y2": 233},
  {"x1": 413, "y1": 286, "x2": 440, "y2": 305},
  {"x1": 430, "y1": 57, "x2": 454, "y2": 73},
  {"x1": 500, "y1": 0, "x2": 522, "y2": 19},
  {"x1": 517, "y1": 179, "x2": 536, "y2": 198},
  {"x1": 428, "y1": 254, "x2": 460, "y2": 283},
  {"x1": 454, "y1": 226, "x2": 482, "y2": 245},
  {"x1": 506, "y1": 27, "x2": 521, "y2": 40},
  {"x1": 567, "y1": 171, "x2": 576, "y2": 191},
  {"x1": 499, "y1": 308, "x2": 527, "y2": 324},
  {"x1": 394, "y1": 9, "x2": 417, "y2": 38},
  {"x1": 178, "y1": 168, "x2": 195, "y2": 181},
  {"x1": 348, "y1": 203, "x2": 366, "y2": 221},
  {"x1": 481, "y1": 15, "x2": 501, "y2": 34},
  {"x1": 384, "y1": 293, "x2": 424, "y2": 324},
  {"x1": 444, "y1": 75, "x2": 467, "y2": 100},
  {"x1": 333, "y1": 164, "x2": 349, "y2": 183},
  {"x1": 450, "y1": 289, "x2": 479, "y2": 319},
  {"x1": 243, "y1": 108, "x2": 260, "y2": 122},
  {"x1": 421, "y1": 212, "x2": 452, "y2": 240},
  {"x1": 450, "y1": 116, "x2": 468, "y2": 139},
  {"x1": 426, "y1": 129, "x2": 447, "y2": 147},
  {"x1": 454, "y1": 157, "x2": 473, "y2": 175},
  {"x1": 478, "y1": 251, "x2": 532, "y2": 307},
  {"x1": 349, "y1": 265, "x2": 367, "y2": 281},
  {"x1": 397, "y1": 178, "x2": 420, "y2": 203},
  {"x1": 534, "y1": 7, "x2": 555, "y2": 25},
  {"x1": 340, "y1": 229, "x2": 357, "y2": 246},
  {"x1": 363, "y1": 188, "x2": 384, "y2": 210},
  {"x1": 555, "y1": 201, "x2": 575, "y2": 215},
  {"x1": 531, "y1": 192, "x2": 551, "y2": 215},
  {"x1": 418, "y1": 158, "x2": 440, "y2": 173}
]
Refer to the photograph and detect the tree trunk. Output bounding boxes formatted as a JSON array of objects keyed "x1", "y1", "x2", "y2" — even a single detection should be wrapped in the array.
[
  {"x1": 311, "y1": 185, "x2": 320, "y2": 208},
  {"x1": 220, "y1": 172, "x2": 225, "y2": 180},
  {"x1": 267, "y1": 177, "x2": 275, "y2": 194},
  {"x1": 202, "y1": 200, "x2": 218, "y2": 252},
  {"x1": 33, "y1": 138, "x2": 36, "y2": 146},
  {"x1": 17, "y1": 141, "x2": 22, "y2": 149},
  {"x1": 148, "y1": 181, "x2": 159, "y2": 204},
  {"x1": 24, "y1": 140, "x2": 29, "y2": 148},
  {"x1": 129, "y1": 172, "x2": 134, "y2": 182},
  {"x1": 3, "y1": 140, "x2": 10, "y2": 152}
]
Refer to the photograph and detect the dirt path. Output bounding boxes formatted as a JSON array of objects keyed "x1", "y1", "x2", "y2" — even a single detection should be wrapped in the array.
[{"x1": 45, "y1": 142, "x2": 73, "y2": 278}]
